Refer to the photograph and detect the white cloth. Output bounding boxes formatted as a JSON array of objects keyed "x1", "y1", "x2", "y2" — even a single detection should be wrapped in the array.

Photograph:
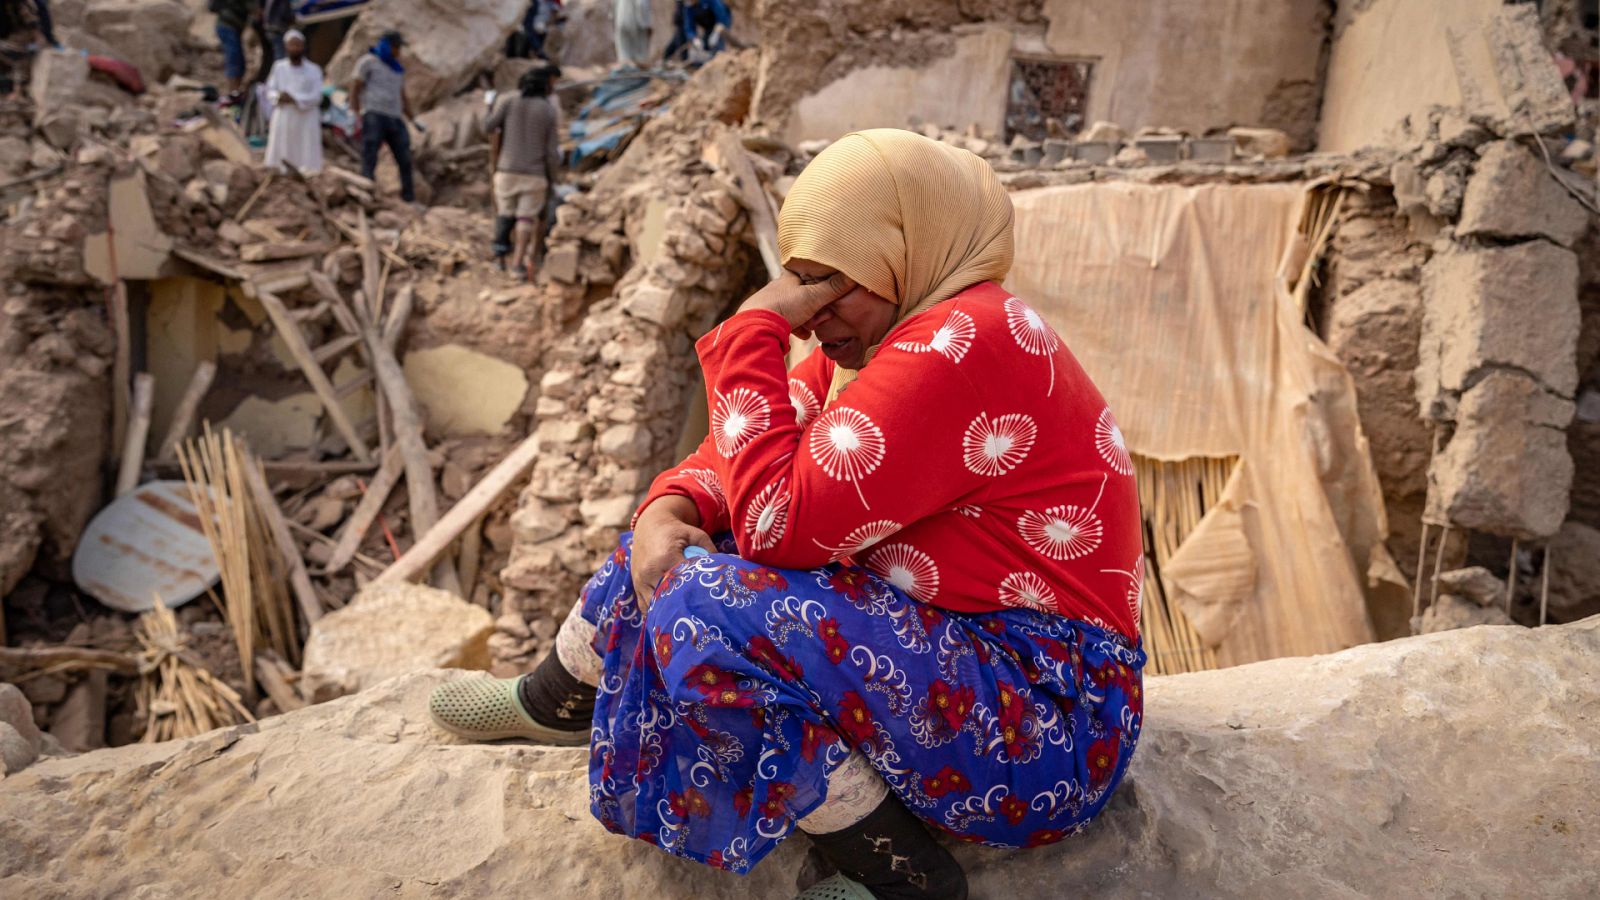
[{"x1": 264, "y1": 58, "x2": 325, "y2": 174}]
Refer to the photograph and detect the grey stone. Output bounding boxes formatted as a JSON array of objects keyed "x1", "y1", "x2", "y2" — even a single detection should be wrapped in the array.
[
  {"x1": 1417, "y1": 242, "x2": 1579, "y2": 419},
  {"x1": 1546, "y1": 521, "x2": 1600, "y2": 623},
  {"x1": 578, "y1": 495, "x2": 636, "y2": 529},
  {"x1": 1427, "y1": 372, "x2": 1574, "y2": 539},
  {"x1": 1413, "y1": 593, "x2": 1513, "y2": 634},
  {"x1": 623, "y1": 281, "x2": 686, "y2": 329},
  {"x1": 1457, "y1": 141, "x2": 1590, "y2": 246},
  {"x1": 0, "y1": 684, "x2": 41, "y2": 753},
  {"x1": 1, "y1": 621, "x2": 1598, "y2": 896},
  {"x1": 0, "y1": 723, "x2": 38, "y2": 776},
  {"x1": 509, "y1": 498, "x2": 572, "y2": 544},
  {"x1": 597, "y1": 423, "x2": 652, "y2": 464},
  {"x1": 1434, "y1": 566, "x2": 1505, "y2": 607}
]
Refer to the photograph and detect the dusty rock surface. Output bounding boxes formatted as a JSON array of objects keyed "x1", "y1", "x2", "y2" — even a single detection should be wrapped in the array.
[
  {"x1": 301, "y1": 582, "x2": 495, "y2": 702},
  {"x1": 2, "y1": 619, "x2": 1596, "y2": 897}
]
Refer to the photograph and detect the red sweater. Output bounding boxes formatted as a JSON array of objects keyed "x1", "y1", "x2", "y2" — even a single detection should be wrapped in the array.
[{"x1": 639, "y1": 281, "x2": 1143, "y2": 639}]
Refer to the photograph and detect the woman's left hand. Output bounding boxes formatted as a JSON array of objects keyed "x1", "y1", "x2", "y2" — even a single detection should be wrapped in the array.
[{"x1": 738, "y1": 270, "x2": 855, "y2": 332}]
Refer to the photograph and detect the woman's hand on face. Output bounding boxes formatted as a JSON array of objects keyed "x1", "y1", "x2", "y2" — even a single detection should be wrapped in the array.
[
  {"x1": 738, "y1": 270, "x2": 855, "y2": 335},
  {"x1": 630, "y1": 497, "x2": 716, "y2": 611}
]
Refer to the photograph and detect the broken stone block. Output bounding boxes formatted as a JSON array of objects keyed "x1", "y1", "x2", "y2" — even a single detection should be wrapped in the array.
[
  {"x1": 1457, "y1": 141, "x2": 1589, "y2": 246},
  {"x1": 301, "y1": 582, "x2": 494, "y2": 702},
  {"x1": 1413, "y1": 593, "x2": 1512, "y2": 634},
  {"x1": 510, "y1": 498, "x2": 571, "y2": 544},
  {"x1": 1416, "y1": 241, "x2": 1579, "y2": 420},
  {"x1": 544, "y1": 243, "x2": 581, "y2": 283},
  {"x1": 29, "y1": 50, "x2": 89, "y2": 129},
  {"x1": 1434, "y1": 567, "x2": 1505, "y2": 607},
  {"x1": 0, "y1": 684, "x2": 42, "y2": 764},
  {"x1": 1435, "y1": 111, "x2": 1489, "y2": 149},
  {"x1": 402, "y1": 344, "x2": 529, "y2": 438},
  {"x1": 1477, "y1": 5, "x2": 1576, "y2": 137},
  {"x1": 82, "y1": 170, "x2": 175, "y2": 284},
  {"x1": 1227, "y1": 127, "x2": 1290, "y2": 159},
  {"x1": 1426, "y1": 371, "x2": 1574, "y2": 539},
  {"x1": 49, "y1": 670, "x2": 106, "y2": 753},
  {"x1": 1545, "y1": 521, "x2": 1600, "y2": 622},
  {"x1": 83, "y1": 0, "x2": 193, "y2": 84},
  {"x1": 597, "y1": 423, "x2": 652, "y2": 464},
  {"x1": 326, "y1": 0, "x2": 523, "y2": 110},
  {"x1": 623, "y1": 280, "x2": 686, "y2": 329},
  {"x1": 579, "y1": 495, "x2": 636, "y2": 529}
]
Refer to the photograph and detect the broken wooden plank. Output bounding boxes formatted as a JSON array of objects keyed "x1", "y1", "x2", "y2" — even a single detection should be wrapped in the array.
[
  {"x1": 156, "y1": 361, "x2": 217, "y2": 462},
  {"x1": 239, "y1": 453, "x2": 324, "y2": 625},
  {"x1": 249, "y1": 287, "x2": 373, "y2": 463},
  {"x1": 710, "y1": 130, "x2": 782, "y2": 279},
  {"x1": 458, "y1": 513, "x2": 485, "y2": 603},
  {"x1": 323, "y1": 444, "x2": 404, "y2": 574},
  {"x1": 0, "y1": 645, "x2": 140, "y2": 679},
  {"x1": 254, "y1": 650, "x2": 306, "y2": 712},
  {"x1": 255, "y1": 269, "x2": 312, "y2": 296},
  {"x1": 239, "y1": 240, "x2": 334, "y2": 263},
  {"x1": 232, "y1": 172, "x2": 275, "y2": 222},
  {"x1": 172, "y1": 245, "x2": 248, "y2": 282},
  {"x1": 288, "y1": 299, "x2": 331, "y2": 324},
  {"x1": 323, "y1": 165, "x2": 378, "y2": 191},
  {"x1": 107, "y1": 281, "x2": 132, "y2": 465},
  {"x1": 311, "y1": 333, "x2": 362, "y2": 366},
  {"x1": 375, "y1": 431, "x2": 541, "y2": 587},
  {"x1": 334, "y1": 369, "x2": 375, "y2": 398},
  {"x1": 381, "y1": 284, "x2": 414, "y2": 353},
  {"x1": 363, "y1": 324, "x2": 461, "y2": 594},
  {"x1": 114, "y1": 373, "x2": 156, "y2": 497}
]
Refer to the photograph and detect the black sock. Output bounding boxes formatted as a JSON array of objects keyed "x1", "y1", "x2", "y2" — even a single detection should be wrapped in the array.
[
  {"x1": 515, "y1": 651, "x2": 596, "y2": 732},
  {"x1": 806, "y1": 794, "x2": 967, "y2": 900}
]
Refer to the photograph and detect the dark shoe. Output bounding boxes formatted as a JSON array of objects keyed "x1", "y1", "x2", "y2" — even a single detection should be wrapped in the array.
[{"x1": 805, "y1": 795, "x2": 967, "y2": 900}]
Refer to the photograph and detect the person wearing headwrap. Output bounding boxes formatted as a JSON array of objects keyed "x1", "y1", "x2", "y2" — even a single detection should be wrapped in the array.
[
  {"x1": 263, "y1": 30, "x2": 323, "y2": 174},
  {"x1": 351, "y1": 30, "x2": 416, "y2": 203},
  {"x1": 430, "y1": 130, "x2": 1145, "y2": 899}
]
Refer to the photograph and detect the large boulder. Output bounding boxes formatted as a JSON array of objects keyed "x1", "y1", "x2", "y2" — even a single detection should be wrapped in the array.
[
  {"x1": 2, "y1": 618, "x2": 1597, "y2": 896},
  {"x1": 324, "y1": 0, "x2": 524, "y2": 110},
  {"x1": 81, "y1": 0, "x2": 194, "y2": 84}
]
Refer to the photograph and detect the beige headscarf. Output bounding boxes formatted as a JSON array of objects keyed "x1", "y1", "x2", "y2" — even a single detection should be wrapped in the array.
[{"x1": 777, "y1": 129, "x2": 1015, "y2": 405}]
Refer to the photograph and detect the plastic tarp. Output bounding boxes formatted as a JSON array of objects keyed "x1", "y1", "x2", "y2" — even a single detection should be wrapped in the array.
[{"x1": 1006, "y1": 182, "x2": 1396, "y2": 667}]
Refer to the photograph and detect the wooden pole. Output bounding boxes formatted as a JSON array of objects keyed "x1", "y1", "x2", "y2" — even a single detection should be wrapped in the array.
[
  {"x1": 156, "y1": 361, "x2": 217, "y2": 462},
  {"x1": 251, "y1": 287, "x2": 373, "y2": 462},
  {"x1": 115, "y1": 373, "x2": 156, "y2": 497},
  {"x1": 1539, "y1": 544, "x2": 1551, "y2": 627},
  {"x1": 1411, "y1": 520, "x2": 1430, "y2": 622},
  {"x1": 374, "y1": 431, "x2": 541, "y2": 587},
  {"x1": 323, "y1": 444, "x2": 405, "y2": 574},
  {"x1": 362, "y1": 324, "x2": 462, "y2": 595},
  {"x1": 1505, "y1": 538, "x2": 1519, "y2": 616},
  {"x1": 458, "y1": 513, "x2": 484, "y2": 603},
  {"x1": 381, "y1": 284, "x2": 414, "y2": 353},
  {"x1": 239, "y1": 453, "x2": 324, "y2": 625},
  {"x1": 711, "y1": 130, "x2": 782, "y2": 279}
]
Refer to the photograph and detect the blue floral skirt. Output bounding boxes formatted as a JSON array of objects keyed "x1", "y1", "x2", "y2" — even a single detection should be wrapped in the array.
[{"x1": 580, "y1": 533, "x2": 1145, "y2": 873}]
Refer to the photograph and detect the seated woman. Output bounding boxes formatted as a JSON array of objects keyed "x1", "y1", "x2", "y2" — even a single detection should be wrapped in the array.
[{"x1": 430, "y1": 129, "x2": 1146, "y2": 899}]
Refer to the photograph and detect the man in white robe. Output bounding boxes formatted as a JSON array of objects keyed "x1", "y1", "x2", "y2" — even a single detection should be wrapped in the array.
[{"x1": 264, "y1": 30, "x2": 324, "y2": 174}]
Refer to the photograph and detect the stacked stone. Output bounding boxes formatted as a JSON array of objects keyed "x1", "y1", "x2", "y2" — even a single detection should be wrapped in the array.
[
  {"x1": 1404, "y1": 119, "x2": 1589, "y2": 542},
  {"x1": 493, "y1": 176, "x2": 758, "y2": 674}
]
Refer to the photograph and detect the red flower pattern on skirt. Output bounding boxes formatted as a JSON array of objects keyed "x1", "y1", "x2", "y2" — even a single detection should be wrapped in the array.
[{"x1": 581, "y1": 533, "x2": 1144, "y2": 874}]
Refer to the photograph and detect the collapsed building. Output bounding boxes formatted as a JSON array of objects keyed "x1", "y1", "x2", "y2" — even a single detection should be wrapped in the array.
[{"x1": 1, "y1": 0, "x2": 1599, "y2": 892}]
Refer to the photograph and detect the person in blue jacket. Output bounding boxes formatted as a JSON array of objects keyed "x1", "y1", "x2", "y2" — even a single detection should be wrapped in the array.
[{"x1": 662, "y1": 0, "x2": 730, "y2": 65}]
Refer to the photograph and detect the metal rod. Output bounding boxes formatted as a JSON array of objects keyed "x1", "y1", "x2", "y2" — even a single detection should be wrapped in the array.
[
  {"x1": 1412, "y1": 521, "x2": 1430, "y2": 622},
  {"x1": 1429, "y1": 526, "x2": 1450, "y2": 613},
  {"x1": 1505, "y1": 538, "x2": 1519, "y2": 616},
  {"x1": 1539, "y1": 544, "x2": 1551, "y2": 627}
]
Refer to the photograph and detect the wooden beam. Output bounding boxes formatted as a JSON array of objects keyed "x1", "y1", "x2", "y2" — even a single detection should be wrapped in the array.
[
  {"x1": 250, "y1": 287, "x2": 373, "y2": 462},
  {"x1": 311, "y1": 333, "x2": 361, "y2": 366},
  {"x1": 381, "y1": 284, "x2": 413, "y2": 353},
  {"x1": 710, "y1": 130, "x2": 782, "y2": 279},
  {"x1": 240, "y1": 240, "x2": 334, "y2": 263},
  {"x1": 363, "y1": 326, "x2": 462, "y2": 594},
  {"x1": 375, "y1": 431, "x2": 541, "y2": 587},
  {"x1": 254, "y1": 651, "x2": 306, "y2": 712},
  {"x1": 156, "y1": 360, "x2": 216, "y2": 462},
  {"x1": 107, "y1": 281, "x2": 131, "y2": 463},
  {"x1": 256, "y1": 270, "x2": 312, "y2": 296},
  {"x1": 239, "y1": 453, "x2": 324, "y2": 624},
  {"x1": 323, "y1": 444, "x2": 404, "y2": 574},
  {"x1": 114, "y1": 373, "x2": 155, "y2": 497}
]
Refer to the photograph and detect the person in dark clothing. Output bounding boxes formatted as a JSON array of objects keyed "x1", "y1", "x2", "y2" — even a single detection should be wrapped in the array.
[
  {"x1": 213, "y1": 0, "x2": 257, "y2": 99},
  {"x1": 662, "y1": 0, "x2": 730, "y2": 65},
  {"x1": 486, "y1": 66, "x2": 562, "y2": 277},
  {"x1": 350, "y1": 30, "x2": 417, "y2": 204},
  {"x1": 263, "y1": 0, "x2": 294, "y2": 61}
]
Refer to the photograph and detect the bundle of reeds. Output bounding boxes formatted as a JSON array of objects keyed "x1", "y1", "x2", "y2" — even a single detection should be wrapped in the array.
[
  {"x1": 135, "y1": 600, "x2": 255, "y2": 742},
  {"x1": 1132, "y1": 454, "x2": 1237, "y2": 676},
  {"x1": 176, "y1": 425, "x2": 301, "y2": 705}
]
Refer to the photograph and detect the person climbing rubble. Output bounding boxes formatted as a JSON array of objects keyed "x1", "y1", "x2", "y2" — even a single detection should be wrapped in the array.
[
  {"x1": 430, "y1": 130, "x2": 1146, "y2": 899},
  {"x1": 262, "y1": 0, "x2": 294, "y2": 61},
  {"x1": 662, "y1": 0, "x2": 730, "y2": 66},
  {"x1": 211, "y1": 0, "x2": 257, "y2": 104},
  {"x1": 351, "y1": 29, "x2": 417, "y2": 205},
  {"x1": 486, "y1": 66, "x2": 562, "y2": 279},
  {"x1": 263, "y1": 29, "x2": 323, "y2": 174}
]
